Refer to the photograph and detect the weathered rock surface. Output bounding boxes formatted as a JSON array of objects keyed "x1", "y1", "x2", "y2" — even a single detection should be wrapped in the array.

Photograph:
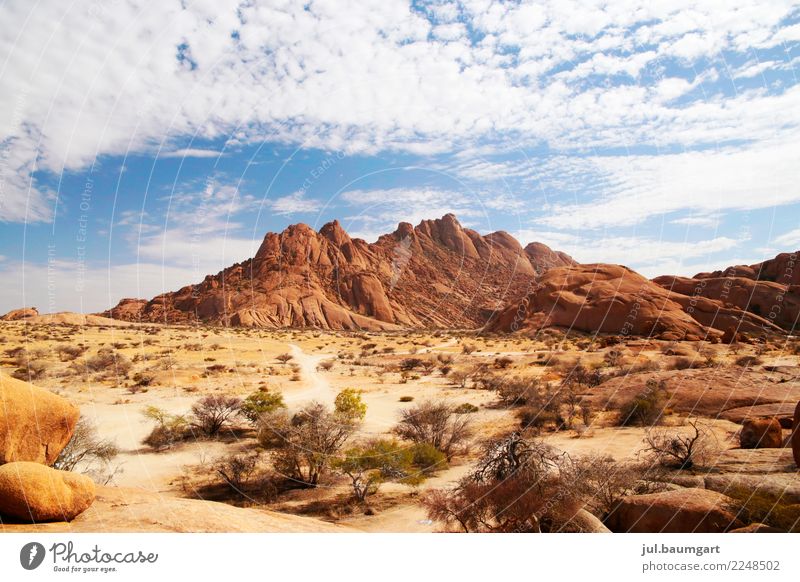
[
  {"x1": 0, "y1": 462, "x2": 95, "y2": 522},
  {"x1": 0, "y1": 486, "x2": 352, "y2": 532},
  {"x1": 704, "y1": 474, "x2": 800, "y2": 504},
  {"x1": 0, "y1": 373, "x2": 79, "y2": 465},
  {"x1": 654, "y1": 273, "x2": 799, "y2": 332},
  {"x1": 1, "y1": 307, "x2": 38, "y2": 321},
  {"x1": 695, "y1": 251, "x2": 799, "y2": 287},
  {"x1": 740, "y1": 418, "x2": 784, "y2": 449},
  {"x1": 588, "y1": 367, "x2": 800, "y2": 418},
  {"x1": 102, "y1": 215, "x2": 574, "y2": 331},
  {"x1": 606, "y1": 488, "x2": 741, "y2": 533},
  {"x1": 490, "y1": 264, "x2": 782, "y2": 339}
]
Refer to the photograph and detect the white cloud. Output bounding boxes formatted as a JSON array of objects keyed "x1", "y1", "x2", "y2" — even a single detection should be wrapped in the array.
[
  {"x1": 268, "y1": 191, "x2": 322, "y2": 215},
  {"x1": 773, "y1": 227, "x2": 800, "y2": 249},
  {"x1": 670, "y1": 214, "x2": 722, "y2": 228},
  {"x1": 161, "y1": 148, "x2": 225, "y2": 159},
  {"x1": 538, "y1": 137, "x2": 800, "y2": 229},
  {"x1": 0, "y1": 0, "x2": 798, "y2": 222},
  {"x1": 516, "y1": 228, "x2": 743, "y2": 277}
]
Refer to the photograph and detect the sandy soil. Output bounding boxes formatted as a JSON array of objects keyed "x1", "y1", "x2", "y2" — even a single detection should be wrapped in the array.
[{"x1": 2, "y1": 319, "x2": 798, "y2": 532}]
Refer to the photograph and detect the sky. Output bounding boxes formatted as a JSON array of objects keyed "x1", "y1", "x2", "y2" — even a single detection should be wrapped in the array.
[{"x1": 0, "y1": 0, "x2": 799, "y2": 314}]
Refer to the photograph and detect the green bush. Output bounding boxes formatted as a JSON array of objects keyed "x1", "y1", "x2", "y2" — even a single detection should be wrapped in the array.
[
  {"x1": 618, "y1": 379, "x2": 668, "y2": 426},
  {"x1": 409, "y1": 443, "x2": 448, "y2": 475},
  {"x1": 240, "y1": 388, "x2": 286, "y2": 424}
]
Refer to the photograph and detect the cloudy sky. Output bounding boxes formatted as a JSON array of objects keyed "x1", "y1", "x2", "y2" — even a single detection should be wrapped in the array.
[{"x1": 0, "y1": 0, "x2": 799, "y2": 313}]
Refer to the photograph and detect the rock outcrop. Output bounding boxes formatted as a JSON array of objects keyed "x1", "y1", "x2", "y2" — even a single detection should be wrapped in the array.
[
  {"x1": 607, "y1": 488, "x2": 741, "y2": 533},
  {"x1": 0, "y1": 486, "x2": 351, "y2": 532},
  {"x1": 694, "y1": 251, "x2": 799, "y2": 286},
  {"x1": 739, "y1": 418, "x2": 784, "y2": 449},
  {"x1": 0, "y1": 373, "x2": 80, "y2": 465},
  {"x1": 0, "y1": 462, "x2": 95, "y2": 522},
  {"x1": 524, "y1": 242, "x2": 577, "y2": 273},
  {"x1": 491, "y1": 263, "x2": 785, "y2": 338},
  {"x1": 654, "y1": 273, "x2": 799, "y2": 333},
  {"x1": 1, "y1": 307, "x2": 38, "y2": 321},
  {"x1": 102, "y1": 215, "x2": 573, "y2": 330}
]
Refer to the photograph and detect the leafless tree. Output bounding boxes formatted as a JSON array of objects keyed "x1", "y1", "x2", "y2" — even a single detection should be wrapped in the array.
[
  {"x1": 273, "y1": 402, "x2": 359, "y2": 486},
  {"x1": 393, "y1": 400, "x2": 473, "y2": 460},
  {"x1": 641, "y1": 420, "x2": 716, "y2": 470},
  {"x1": 276, "y1": 352, "x2": 294, "y2": 366},
  {"x1": 191, "y1": 395, "x2": 242, "y2": 437}
]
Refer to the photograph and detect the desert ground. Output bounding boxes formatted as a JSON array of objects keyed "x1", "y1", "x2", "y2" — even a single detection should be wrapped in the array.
[{"x1": 1, "y1": 316, "x2": 799, "y2": 532}]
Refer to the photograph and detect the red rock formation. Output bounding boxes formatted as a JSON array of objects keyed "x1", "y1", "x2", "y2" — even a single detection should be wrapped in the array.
[
  {"x1": 0, "y1": 307, "x2": 38, "y2": 321},
  {"x1": 607, "y1": 488, "x2": 741, "y2": 533},
  {"x1": 740, "y1": 418, "x2": 784, "y2": 449},
  {"x1": 524, "y1": 242, "x2": 576, "y2": 273},
  {"x1": 654, "y1": 273, "x2": 799, "y2": 333},
  {"x1": 101, "y1": 214, "x2": 570, "y2": 330},
  {"x1": 695, "y1": 251, "x2": 799, "y2": 286},
  {"x1": 491, "y1": 263, "x2": 784, "y2": 338}
]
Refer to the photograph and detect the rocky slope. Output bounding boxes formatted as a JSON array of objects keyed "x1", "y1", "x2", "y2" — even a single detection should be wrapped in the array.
[
  {"x1": 654, "y1": 251, "x2": 799, "y2": 333},
  {"x1": 489, "y1": 263, "x2": 784, "y2": 339},
  {"x1": 103, "y1": 214, "x2": 574, "y2": 330}
]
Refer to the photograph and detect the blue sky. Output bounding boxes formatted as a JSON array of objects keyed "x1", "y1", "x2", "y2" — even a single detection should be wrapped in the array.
[{"x1": 1, "y1": 0, "x2": 799, "y2": 313}]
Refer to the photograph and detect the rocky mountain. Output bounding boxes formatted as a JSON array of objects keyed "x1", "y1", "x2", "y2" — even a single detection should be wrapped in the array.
[
  {"x1": 99, "y1": 216, "x2": 797, "y2": 338},
  {"x1": 103, "y1": 214, "x2": 575, "y2": 330},
  {"x1": 693, "y1": 252, "x2": 799, "y2": 286},
  {"x1": 653, "y1": 251, "x2": 799, "y2": 334},
  {"x1": 488, "y1": 263, "x2": 785, "y2": 340}
]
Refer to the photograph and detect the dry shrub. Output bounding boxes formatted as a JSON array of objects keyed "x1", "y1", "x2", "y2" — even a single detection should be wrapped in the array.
[{"x1": 393, "y1": 400, "x2": 473, "y2": 460}]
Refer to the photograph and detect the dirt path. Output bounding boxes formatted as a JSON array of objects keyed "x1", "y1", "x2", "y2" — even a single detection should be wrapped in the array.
[{"x1": 281, "y1": 343, "x2": 336, "y2": 407}]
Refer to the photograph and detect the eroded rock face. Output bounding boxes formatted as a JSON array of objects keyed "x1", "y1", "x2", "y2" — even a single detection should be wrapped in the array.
[
  {"x1": 491, "y1": 263, "x2": 784, "y2": 338},
  {"x1": 490, "y1": 264, "x2": 708, "y2": 339},
  {"x1": 740, "y1": 418, "x2": 784, "y2": 449},
  {"x1": 654, "y1": 274, "x2": 799, "y2": 333},
  {"x1": 0, "y1": 373, "x2": 79, "y2": 465},
  {"x1": 695, "y1": 251, "x2": 800, "y2": 287},
  {"x1": 0, "y1": 307, "x2": 38, "y2": 321},
  {"x1": 524, "y1": 242, "x2": 577, "y2": 274},
  {"x1": 101, "y1": 214, "x2": 572, "y2": 330},
  {"x1": 0, "y1": 462, "x2": 95, "y2": 522},
  {"x1": 607, "y1": 488, "x2": 741, "y2": 533}
]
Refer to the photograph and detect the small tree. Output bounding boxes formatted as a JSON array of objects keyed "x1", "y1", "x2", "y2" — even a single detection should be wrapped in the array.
[
  {"x1": 191, "y1": 395, "x2": 242, "y2": 437},
  {"x1": 54, "y1": 416, "x2": 119, "y2": 481},
  {"x1": 393, "y1": 400, "x2": 473, "y2": 460},
  {"x1": 317, "y1": 359, "x2": 335, "y2": 372},
  {"x1": 142, "y1": 406, "x2": 189, "y2": 450},
  {"x1": 334, "y1": 388, "x2": 367, "y2": 422},
  {"x1": 214, "y1": 452, "x2": 259, "y2": 493},
  {"x1": 618, "y1": 379, "x2": 668, "y2": 426},
  {"x1": 642, "y1": 420, "x2": 715, "y2": 470},
  {"x1": 449, "y1": 369, "x2": 471, "y2": 388},
  {"x1": 399, "y1": 357, "x2": 424, "y2": 371},
  {"x1": 276, "y1": 353, "x2": 294, "y2": 366},
  {"x1": 273, "y1": 402, "x2": 360, "y2": 486},
  {"x1": 240, "y1": 389, "x2": 285, "y2": 425},
  {"x1": 333, "y1": 439, "x2": 421, "y2": 502}
]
